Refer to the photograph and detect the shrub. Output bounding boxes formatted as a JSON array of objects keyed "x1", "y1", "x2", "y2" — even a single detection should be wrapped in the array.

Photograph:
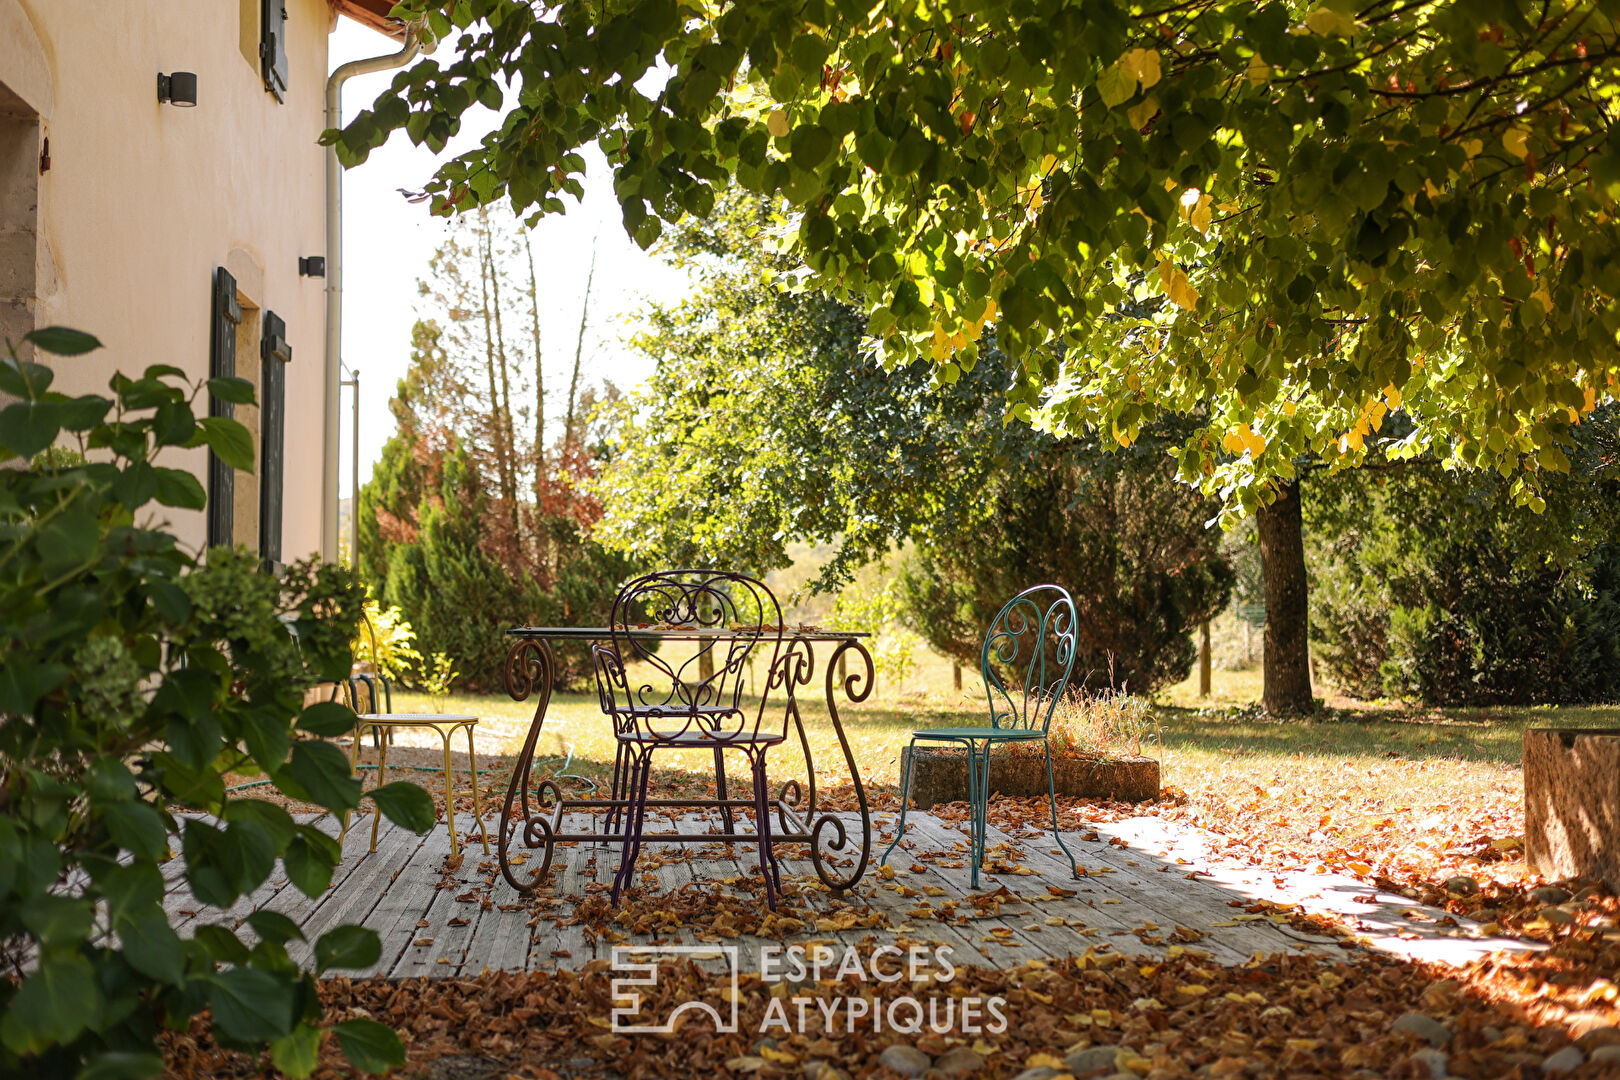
[
  {"x1": 900, "y1": 438, "x2": 1234, "y2": 696},
  {"x1": 1307, "y1": 409, "x2": 1620, "y2": 705},
  {"x1": 0, "y1": 330, "x2": 433, "y2": 1076}
]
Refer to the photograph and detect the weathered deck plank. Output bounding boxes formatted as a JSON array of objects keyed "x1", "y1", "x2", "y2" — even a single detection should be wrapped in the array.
[{"x1": 166, "y1": 806, "x2": 1535, "y2": 980}]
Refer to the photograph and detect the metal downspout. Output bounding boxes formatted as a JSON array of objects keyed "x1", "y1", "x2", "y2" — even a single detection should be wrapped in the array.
[{"x1": 323, "y1": 25, "x2": 421, "y2": 562}]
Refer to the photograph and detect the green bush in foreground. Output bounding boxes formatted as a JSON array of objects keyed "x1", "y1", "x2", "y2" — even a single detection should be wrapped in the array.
[{"x1": 0, "y1": 329, "x2": 433, "y2": 1077}]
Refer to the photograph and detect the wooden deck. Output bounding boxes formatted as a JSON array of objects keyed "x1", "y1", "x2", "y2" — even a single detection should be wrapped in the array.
[{"x1": 160, "y1": 807, "x2": 1537, "y2": 977}]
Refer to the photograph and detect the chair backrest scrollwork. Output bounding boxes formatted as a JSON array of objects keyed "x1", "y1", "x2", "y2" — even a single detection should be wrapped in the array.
[
  {"x1": 596, "y1": 570, "x2": 785, "y2": 743},
  {"x1": 981, "y1": 584, "x2": 1078, "y2": 734}
]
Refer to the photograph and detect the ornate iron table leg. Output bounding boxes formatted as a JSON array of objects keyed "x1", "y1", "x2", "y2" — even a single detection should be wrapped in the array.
[
  {"x1": 807, "y1": 638, "x2": 874, "y2": 891},
  {"x1": 499, "y1": 637, "x2": 556, "y2": 894}
]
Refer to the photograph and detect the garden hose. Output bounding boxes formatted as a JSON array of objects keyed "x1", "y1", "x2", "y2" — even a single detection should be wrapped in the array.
[{"x1": 224, "y1": 763, "x2": 450, "y2": 794}]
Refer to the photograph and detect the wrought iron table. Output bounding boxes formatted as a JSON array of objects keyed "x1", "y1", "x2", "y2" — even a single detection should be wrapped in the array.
[{"x1": 496, "y1": 626, "x2": 874, "y2": 896}]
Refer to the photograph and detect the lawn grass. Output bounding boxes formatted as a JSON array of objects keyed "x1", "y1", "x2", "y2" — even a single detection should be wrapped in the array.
[{"x1": 384, "y1": 659, "x2": 1620, "y2": 887}]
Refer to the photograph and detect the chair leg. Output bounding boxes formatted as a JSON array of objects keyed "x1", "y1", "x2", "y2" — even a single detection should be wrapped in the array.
[
  {"x1": 966, "y1": 740, "x2": 987, "y2": 889},
  {"x1": 714, "y1": 745, "x2": 736, "y2": 835},
  {"x1": 750, "y1": 751, "x2": 778, "y2": 910},
  {"x1": 466, "y1": 723, "x2": 490, "y2": 854},
  {"x1": 370, "y1": 729, "x2": 388, "y2": 854},
  {"x1": 604, "y1": 742, "x2": 627, "y2": 833},
  {"x1": 1043, "y1": 742, "x2": 1078, "y2": 878},
  {"x1": 879, "y1": 738, "x2": 919, "y2": 868},
  {"x1": 441, "y1": 729, "x2": 460, "y2": 857},
  {"x1": 611, "y1": 746, "x2": 653, "y2": 906},
  {"x1": 340, "y1": 722, "x2": 362, "y2": 848}
]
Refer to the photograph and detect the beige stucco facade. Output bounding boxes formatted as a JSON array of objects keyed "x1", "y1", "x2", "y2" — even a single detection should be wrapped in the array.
[{"x1": 0, "y1": 0, "x2": 385, "y2": 560}]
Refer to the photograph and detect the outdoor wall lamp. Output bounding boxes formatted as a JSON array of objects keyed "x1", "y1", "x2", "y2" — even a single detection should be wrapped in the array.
[{"x1": 157, "y1": 72, "x2": 198, "y2": 107}]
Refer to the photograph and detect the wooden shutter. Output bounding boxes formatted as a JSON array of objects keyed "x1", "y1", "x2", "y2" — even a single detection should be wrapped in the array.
[
  {"x1": 208, "y1": 268, "x2": 242, "y2": 549},
  {"x1": 259, "y1": 311, "x2": 291, "y2": 567},
  {"x1": 260, "y1": 0, "x2": 288, "y2": 102}
]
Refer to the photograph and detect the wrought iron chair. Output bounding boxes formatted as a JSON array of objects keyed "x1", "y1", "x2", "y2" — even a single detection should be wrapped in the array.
[
  {"x1": 591, "y1": 570, "x2": 789, "y2": 907},
  {"x1": 880, "y1": 584, "x2": 1081, "y2": 887}
]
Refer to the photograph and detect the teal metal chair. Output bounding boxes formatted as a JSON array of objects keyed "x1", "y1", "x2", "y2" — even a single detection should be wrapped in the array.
[{"x1": 881, "y1": 584, "x2": 1080, "y2": 887}]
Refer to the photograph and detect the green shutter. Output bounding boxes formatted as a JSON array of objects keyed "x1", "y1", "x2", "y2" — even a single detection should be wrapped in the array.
[
  {"x1": 208, "y1": 268, "x2": 242, "y2": 549},
  {"x1": 260, "y1": 0, "x2": 288, "y2": 102},
  {"x1": 259, "y1": 311, "x2": 291, "y2": 567}
]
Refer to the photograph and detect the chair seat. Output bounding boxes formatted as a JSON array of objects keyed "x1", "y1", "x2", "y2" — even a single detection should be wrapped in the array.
[
  {"x1": 910, "y1": 727, "x2": 1046, "y2": 742},
  {"x1": 615, "y1": 729, "x2": 785, "y2": 747}
]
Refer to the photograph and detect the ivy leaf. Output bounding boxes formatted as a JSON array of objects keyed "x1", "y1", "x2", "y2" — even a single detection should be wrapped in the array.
[{"x1": 333, "y1": 1018, "x2": 406, "y2": 1073}]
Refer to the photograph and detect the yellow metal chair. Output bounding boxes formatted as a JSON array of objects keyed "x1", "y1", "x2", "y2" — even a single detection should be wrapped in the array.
[{"x1": 338, "y1": 675, "x2": 490, "y2": 856}]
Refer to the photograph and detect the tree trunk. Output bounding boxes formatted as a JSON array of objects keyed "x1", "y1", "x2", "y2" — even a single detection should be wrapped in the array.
[
  {"x1": 564, "y1": 242, "x2": 597, "y2": 449},
  {"x1": 1256, "y1": 480, "x2": 1313, "y2": 714}
]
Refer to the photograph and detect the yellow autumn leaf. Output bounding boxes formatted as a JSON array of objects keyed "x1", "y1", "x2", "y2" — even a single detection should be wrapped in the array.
[
  {"x1": 1462, "y1": 138, "x2": 1484, "y2": 158},
  {"x1": 1424, "y1": 179, "x2": 1443, "y2": 200},
  {"x1": 1025, "y1": 1053, "x2": 1065, "y2": 1069},
  {"x1": 1179, "y1": 188, "x2": 1214, "y2": 234},
  {"x1": 760, "y1": 1047, "x2": 798, "y2": 1064},
  {"x1": 1303, "y1": 7, "x2": 1358, "y2": 35},
  {"x1": 1502, "y1": 126, "x2": 1530, "y2": 160},
  {"x1": 1585, "y1": 384, "x2": 1599, "y2": 412},
  {"x1": 1157, "y1": 258, "x2": 1199, "y2": 311},
  {"x1": 1284, "y1": 400, "x2": 1298, "y2": 417},
  {"x1": 1531, "y1": 283, "x2": 1552, "y2": 314},
  {"x1": 1347, "y1": 860, "x2": 1374, "y2": 876},
  {"x1": 1384, "y1": 382, "x2": 1402, "y2": 409},
  {"x1": 1121, "y1": 48, "x2": 1162, "y2": 90},
  {"x1": 766, "y1": 109, "x2": 790, "y2": 137},
  {"x1": 1243, "y1": 425, "x2": 1267, "y2": 456},
  {"x1": 1178, "y1": 983, "x2": 1211, "y2": 996},
  {"x1": 1246, "y1": 53, "x2": 1271, "y2": 86},
  {"x1": 1126, "y1": 95, "x2": 1160, "y2": 130},
  {"x1": 930, "y1": 324, "x2": 949, "y2": 361}
]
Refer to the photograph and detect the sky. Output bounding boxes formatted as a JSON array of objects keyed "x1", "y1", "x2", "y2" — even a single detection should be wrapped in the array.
[{"x1": 329, "y1": 21, "x2": 692, "y2": 501}]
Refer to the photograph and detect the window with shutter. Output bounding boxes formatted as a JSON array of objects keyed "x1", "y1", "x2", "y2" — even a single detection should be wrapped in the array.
[
  {"x1": 260, "y1": 0, "x2": 288, "y2": 102},
  {"x1": 259, "y1": 311, "x2": 291, "y2": 568},
  {"x1": 208, "y1": 268, "x2": 242, "y2": 548}
]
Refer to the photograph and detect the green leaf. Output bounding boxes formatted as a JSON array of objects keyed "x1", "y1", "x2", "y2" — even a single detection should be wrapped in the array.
[
  {"x1": 0, "y1": 955, "x2": 101, "y2": 1054},
  {"x1": 333, "y1": 1018, "x2": 406, "y2": 1073},
  {"x1": 195, "y1": 415, "x2": 256, "y2": 472},
  {"x1": 0, "y1": 400, "x2": 62, "y2": 459},
  {"x1": 247, "y1": 909, "x2": 305, "y2": 947},
  {"x1": 367, "y1": 780, "x2": 436, "y2": 832},
  {"x1": 102, "y1": 803, "x2": 169, "y2": 861},
  {"x1": 25, "y1": 326, "x2": 103, "y2": 355},
  {"x1": 194, "y1": 923, "x2": 252, "y2": 965},
  {"x1": 315, "y1": 925, "x2": 381, "y2": 973},
  {"x1": 20, "y1": 894, "x2": 95, "y2": 947},
  {"x1": 297, "y1": 700, "x2": 359, "y2": 737},
  {"x1": 270, "y1": 1025, "x2": 323, "y2": 1078},
  {"x1": 208, "y1": 967, "x2": 299, "y2": 1043},
  {"x1": 287, "y1": 739, "x2": 362, "y2": 812},
  {"x1": 74, "y1": 1051, "x2": 166, "y2": 1080},
  {"x1": 283, "y1": 828, "x2": 338, "y2": 898},
  {"x1": 224, "y1": 798, "x2": 298, "y2": 849},
  {"x1": 119, "y1": 913, "x2": 186, "y2": 984},
  {"x1": 208, "y1": 376, "x2": 257, "y2": 405},
  {"x1": 1096, "y1": 61, "x2": 1135, "y2": 108},
  {"x1": 153, "y1": 467, "x2": 207, "y2": 510}
]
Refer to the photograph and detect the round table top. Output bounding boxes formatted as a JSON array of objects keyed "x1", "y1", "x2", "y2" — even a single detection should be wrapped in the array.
[{"x1": 358, "y1": 713, "x2": 478, "y2": 724}]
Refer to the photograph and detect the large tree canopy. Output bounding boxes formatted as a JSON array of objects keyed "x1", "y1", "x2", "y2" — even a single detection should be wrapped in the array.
[{"x1": 340, "y1": 0, "x2": 1620, "y2": 517}]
